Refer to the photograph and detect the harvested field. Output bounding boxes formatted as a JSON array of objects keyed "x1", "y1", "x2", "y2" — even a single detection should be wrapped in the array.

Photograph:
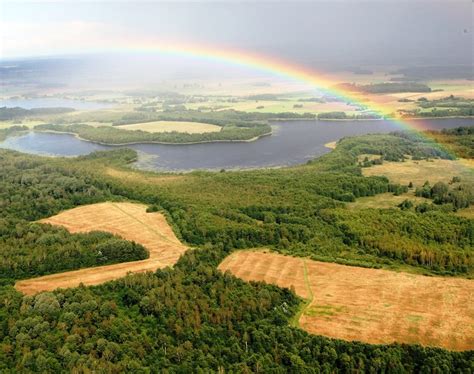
[
  {"x1": 118, "y1": 121, "x2": 221, "y2": 134},
  {"x1": 15, "y1": 202, "x2": 188, "y2": 295},
  {"x1": 219, "y1": 250, "x2": 474, "y2": 351}
]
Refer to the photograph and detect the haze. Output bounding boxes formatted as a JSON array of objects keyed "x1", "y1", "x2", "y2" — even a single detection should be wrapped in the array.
[{"x1": 1, "y1": 1, "x2": 472, "y2": 67}]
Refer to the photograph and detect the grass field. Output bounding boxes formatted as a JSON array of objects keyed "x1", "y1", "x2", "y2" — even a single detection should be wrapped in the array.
[
  {"x1": 105, "y1": 167, "x2": 188, "y2": 185},
  {"x1": 219, "y1": 250, "x2": 474, "y2": 351},
  {"x1": 456, "y1": 205, "x2": 474, "y2": 219},
  {"x1": 118, "y1": 121, "x2": 221, "y2": 134},
  {"x1": 347, "y1": 192, "x2": 428, "y2": 210},
  {"x1": 362, "y1": 158, "x2": 474, "y2": 187},
  {"x1": 15, "y1": 202, "x2": 188, "y2": 295}
]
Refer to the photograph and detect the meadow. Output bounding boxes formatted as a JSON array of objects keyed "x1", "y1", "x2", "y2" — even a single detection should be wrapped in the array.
[
  {"x1": 362, "y1": 158, "x2": 473, "y2": 186},
  {"x1": 118, "y1": 120, "x2": 221, "y2": 134}
]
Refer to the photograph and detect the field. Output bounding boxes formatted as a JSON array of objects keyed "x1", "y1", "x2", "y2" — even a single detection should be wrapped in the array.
[
  {"x1": 347, "y1": 192, "x2": 428, "y2": 210},
  {"x1": 15, "y1": 202, "x2": 188, "y2": 295},
  {"x1": 118, "y1": 120, "x2": 221, "y2": 134},
  {"x1": 219, "y1": 250, "x2": 474, "y2": 351},
  {"x1": 195, "y1": 99, "x2": 358, "y2": 115},
  {"x1": 362, "y1": 158, "x2": 474, "y2": 187}
]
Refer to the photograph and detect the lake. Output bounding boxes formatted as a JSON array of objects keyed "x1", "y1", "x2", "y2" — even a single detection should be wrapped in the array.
[
  {"x1": 1, "y1": 118, "x2": 472, "y2": 171},
  {"x1": 0, "y1": 97, "x2": 113, "y2": 110}
]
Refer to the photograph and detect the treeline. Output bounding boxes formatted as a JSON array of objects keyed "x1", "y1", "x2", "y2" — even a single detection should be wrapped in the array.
[
  {"x1": 317, "y1": 111, "x2": 382, "y2": 120},
  {"x1": 0, "y1": 106, "x2": 74, "y2": 120},
  {"x1": 426, "y1": 126, "x2": 474, "y2": 158},
  {"x1": 417, "y1": 95, "x2": 474, "y2": 109},
  {"x1": 0, "y1": 247, "x2": 472, "y2": 372},
  {"x1": 111, "y1": 108, "x2": 316, "y2": 126},
  {"x1": 35, "y1": 123, "x2": 272, "y2": 144},
  {"x1": 0, "y1": 125, "x2": 28, "y2": 141},
  {"x1": 336, "y1": 82, "x2": 432, "y2": 94},
  {"x1": 414, "y1": 107, "x2": 473, "y2": 118},
  {"x1": 329, "y1": 208, "x2": 473, "y2": 274},
  {"x1": 415, "y1": 181, "x2": 474, "y2": 210}
]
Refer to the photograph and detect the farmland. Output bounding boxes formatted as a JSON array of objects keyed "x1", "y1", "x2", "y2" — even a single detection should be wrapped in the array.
[
  {"x1": 118, "y1": 121, "x2": 221, "y2": 134},
  {"x1": 15, "y1": 202, "x2": 188, "y2": 295},
  {"x1": 219, "y1": 250, "x2": 474, "y2": 351}
]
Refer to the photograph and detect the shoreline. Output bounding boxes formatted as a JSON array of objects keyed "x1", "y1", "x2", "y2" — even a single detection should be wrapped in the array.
[
  {"x1": 271, "y1": 115, "x2": 474, "y2": 122},
  {"x1": 34, "y1": 129, "x2": 273, "y2": 146},
  {"x1": 324, "y1": 141, "x2": 337, "y2": 150}
]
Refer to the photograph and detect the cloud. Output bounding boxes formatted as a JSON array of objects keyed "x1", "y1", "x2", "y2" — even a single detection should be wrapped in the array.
[{"x1": 0, "y1": 20, "x2": 133, "y2": 58}]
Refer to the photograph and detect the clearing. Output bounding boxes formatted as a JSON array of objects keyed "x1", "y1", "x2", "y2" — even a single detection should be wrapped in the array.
[
  {"x1": 117, "y1": 121, "x2": 221, "y2": 134},
  {"x1": 347, "y1": 192, "x2": 428, "y2": 210},
  {"x1": 219, "y1": 250, "x2": 474, "y2": 351},
  {"x1": 105, "y1": 167, "x2": 188, "y2": 185},
  {"x1": 362, "y1": 158, "x2": 474, "y2": 187},
  {"x1": 15, "y1": 202, "x2": 188, "y2": 295}
]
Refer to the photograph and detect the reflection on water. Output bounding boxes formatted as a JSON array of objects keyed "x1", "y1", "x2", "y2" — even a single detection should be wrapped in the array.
[{"x1": 1, "y1": 118, "x2": 472, "y2": 171}]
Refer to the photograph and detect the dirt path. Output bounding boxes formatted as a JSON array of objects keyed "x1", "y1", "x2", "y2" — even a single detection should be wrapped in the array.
[
  {"x1": 219, "y1": 250, "x2": 474, "y2": 351},
  {"x1": 290, "y1": 260, "x2": 314, "y2": 328},
  {"x1": 15, "y1": 202, "x2": 188, "y2": 295}
]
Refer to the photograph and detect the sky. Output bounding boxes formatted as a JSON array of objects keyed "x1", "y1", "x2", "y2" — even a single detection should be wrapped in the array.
[{"x1": 1, "y1": 1, "x2": 472, "y2": 68}]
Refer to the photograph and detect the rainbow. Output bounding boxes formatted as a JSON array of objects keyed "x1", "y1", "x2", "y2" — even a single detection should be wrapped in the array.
[
  {"x1": 93, "y1": 40, "x2": 468, "y2": 157},
  {"x1": 103, "y1": 40, "x2": 419, "y2": 126}
]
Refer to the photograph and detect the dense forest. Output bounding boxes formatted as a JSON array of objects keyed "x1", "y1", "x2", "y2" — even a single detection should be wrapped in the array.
[
  {"x1": 0, "y1": 225, "x2": 148, "y2": 280},
  {"x1": 0, "y1": 127, "x2": 472, "y2": 371}
]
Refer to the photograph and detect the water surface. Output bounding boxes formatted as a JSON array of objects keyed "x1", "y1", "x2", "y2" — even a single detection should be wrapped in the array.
[
  {"x1": 1, "y1": 118, "x2": 471, "y2": 171},
  {"x1": 0, "y1": 97, "x2": 112, "y2": 110}
]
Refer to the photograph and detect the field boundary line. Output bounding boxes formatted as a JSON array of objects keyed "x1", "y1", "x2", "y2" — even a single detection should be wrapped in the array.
[
  {"x1": 111, "y1": 202, "x2": 178, "y2": 245},
  {"x1": 290, "y1": 259, "x2": 314, "y2": 328}
]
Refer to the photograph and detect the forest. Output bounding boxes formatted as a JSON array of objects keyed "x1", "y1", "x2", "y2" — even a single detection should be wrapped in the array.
[{"x1": 0, "y1": 127, "x2": 472, "y2": 371}]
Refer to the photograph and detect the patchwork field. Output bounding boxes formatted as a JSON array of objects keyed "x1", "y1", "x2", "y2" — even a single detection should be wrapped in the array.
[
  {"x1": 15, "y1": 202, "x2": 188, "y2": 295},
  {"x1": 118, "y1": 121, "x2": 221, "y2": 134},
  {"x1": 219, "y1": 250, "x2": 474, "y2": 351}
]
